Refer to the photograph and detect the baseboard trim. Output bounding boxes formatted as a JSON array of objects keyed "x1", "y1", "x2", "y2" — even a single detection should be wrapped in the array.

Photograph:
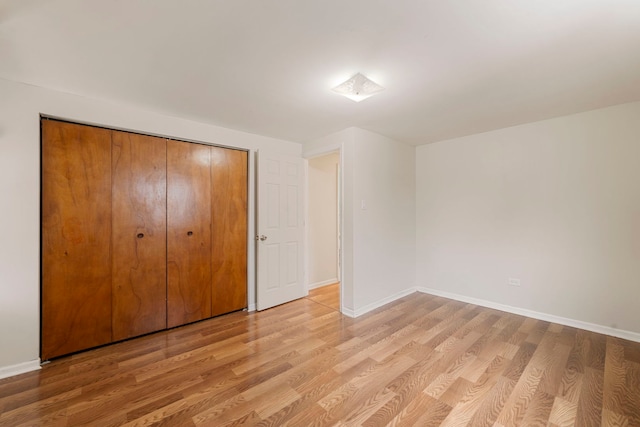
[
  {"x1": 341, "y1": 307, "x2": 356, "y2": 318},
  {"x1": 247, "y1": 303, "x2": 256, "y2": 312},
  {"x1": 0, "y1": 359, "x2": 41, "y2": 380},
  {"x1": 308, "y1": 279, "x2": 339, "y2": 290},
  {"x1": 342, "y1": 287, "x2": 417, "y2": 318},
  {"x1": 417, "y1": 286, "x2": 640, "y2": 343}
]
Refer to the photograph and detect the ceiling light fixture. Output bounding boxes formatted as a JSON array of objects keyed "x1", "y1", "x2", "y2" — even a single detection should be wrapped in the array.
[{"x1": 332, "y1": 73, "x2": 384, "y2": 102}]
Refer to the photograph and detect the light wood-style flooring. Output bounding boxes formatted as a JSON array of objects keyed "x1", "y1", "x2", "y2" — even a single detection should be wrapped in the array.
[
  {"x1": 306, "y1": 283, "x2": 340, "y2": 311},
  {"x1": 1, "y1": 290, "x2": 640, "y2": 426}
]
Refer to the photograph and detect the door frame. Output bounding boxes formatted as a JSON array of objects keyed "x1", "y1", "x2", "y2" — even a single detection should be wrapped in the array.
[{"x1": 303, "y1": 148, "x2": 343, "y2": 313}]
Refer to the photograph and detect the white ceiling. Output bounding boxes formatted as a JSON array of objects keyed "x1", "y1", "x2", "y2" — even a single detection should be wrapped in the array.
[{"x1": 2, "y1": 0, "x2": 640, "y2": 145}]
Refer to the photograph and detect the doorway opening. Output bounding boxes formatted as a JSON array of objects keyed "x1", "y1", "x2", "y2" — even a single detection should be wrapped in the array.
[{"x1": 306, "y1": 151, "x2": 341, "y2": 311}]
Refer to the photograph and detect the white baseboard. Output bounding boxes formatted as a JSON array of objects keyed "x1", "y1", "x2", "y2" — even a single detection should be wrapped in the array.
[
  {"x1": 342, "y1": 287, "x2": 417, "y2": 318},
  {"x1": 247, "y1": 303, "x2": 256, "y2": 312},
  {"x1": 417, "y1": 286, "x2": 640, "y2": 343},
  {"x1": 341, "y1": 308, "x2": 356, "y2": 318},
  {"x1": 308, "y1": 279, "x2": 339, "y2": 290},
  {"x1": 0, "y1": 359, "x2": 41, "y2": 380}
]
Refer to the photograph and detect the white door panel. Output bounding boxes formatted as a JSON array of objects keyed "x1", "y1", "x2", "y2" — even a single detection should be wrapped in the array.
[{"x1": 257, "y1": 151, "x2": 304, "y2": 310}]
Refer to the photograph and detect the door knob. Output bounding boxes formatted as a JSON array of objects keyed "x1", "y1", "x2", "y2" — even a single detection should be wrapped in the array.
[{"x1": 256, "y1": 235, "x2": 267, "y2": 241}]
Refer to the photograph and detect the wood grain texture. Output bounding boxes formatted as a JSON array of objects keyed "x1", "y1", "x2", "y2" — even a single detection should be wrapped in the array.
[
  {"x1": 41, "y1": 120, "x2": 113, "y2": 360},
  {"x1": 306, "y1": 283, "x2": 340, "y2": 311},
  {"x1": 111, "y1": 131, "x2": 167, "y2": 341},
  {"x1": 7, "y1": 288, "x2": 640, "y2": 426},
  {"x1": 210, "y1": 147, "x2": 248, "y2": 316},
  {"x1": 167, "y1": 141, "x2": 212, "y2": 328}
]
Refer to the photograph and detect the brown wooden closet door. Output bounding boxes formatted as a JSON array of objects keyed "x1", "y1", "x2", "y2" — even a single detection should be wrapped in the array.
[
  {"x1": 167, "y1": 141, "x2": 212, "y2": 327},
  {"x1": 111, "y1": 132, "x2": 167, "y2": 341},
  {"x1": 211, "y1": 147, "x2": 248, "y2": 316},
  {"x1": 41, "y1": 120, "x2": 112, "y2": 360}
]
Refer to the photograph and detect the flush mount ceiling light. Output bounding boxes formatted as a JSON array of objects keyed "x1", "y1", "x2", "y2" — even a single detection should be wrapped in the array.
[{"x1": 332, "y1": 73, "x2": 385, "y2": 102}]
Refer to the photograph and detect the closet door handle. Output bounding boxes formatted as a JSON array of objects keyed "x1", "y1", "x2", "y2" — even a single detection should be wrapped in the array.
[
  {"x1": 187, "y1": 231, "x2": 193, "y2": 236},
  {"x1": 137, "y1": 233, "x2": 144, "y2": 239}
]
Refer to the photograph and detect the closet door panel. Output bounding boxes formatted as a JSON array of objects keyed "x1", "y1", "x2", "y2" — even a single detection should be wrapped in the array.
[
  {"x1": 41, "y1": 120, "x2": 113, "y2": 360},
  {"x1": 167, "y1": 141, "x2": 212, "y2": 327},
  {"x1": 112, "y1": 132, "x2": 167, "y2": 341},
  {"x1": 211, "y1": 147, "x2": 248, "y2": 316}
]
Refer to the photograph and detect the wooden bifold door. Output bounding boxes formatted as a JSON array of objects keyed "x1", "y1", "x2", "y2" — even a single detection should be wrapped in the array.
[
  {"x1": 166, "y1": 140, "x2": 213, "y2": 328},
  {"x1": 41, "y1": 120, "x2": 247, "y2": 360},
  {"x1": 111, "y1": 131, "x2": 167, "y2": 341}
]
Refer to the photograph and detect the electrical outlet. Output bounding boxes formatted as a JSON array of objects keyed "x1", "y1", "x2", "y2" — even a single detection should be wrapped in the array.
[{"x1": 508, "y1": 277, "x2": 521, "y2": 287}]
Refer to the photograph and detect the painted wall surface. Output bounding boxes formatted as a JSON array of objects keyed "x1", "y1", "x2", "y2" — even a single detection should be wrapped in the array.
[
  {"x1": 416, "y1": 102, "x2": 640, "y2": 335},
  {"x1": 351, "y1": 128, "x2": 416, "y2": 313},
  {"x1": 0, "y1": 78, "x2": 301, "y2": 373},
  {"x1": 308, "y1": 153, "x2": 339, "y2": 287}
]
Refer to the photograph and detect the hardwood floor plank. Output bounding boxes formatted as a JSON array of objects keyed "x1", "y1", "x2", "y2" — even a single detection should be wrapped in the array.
[
  {"x1": 603, "y1": 338, "x2": 626, "y2": 417},
  {"x1": 278, "y1": 403, "x2": 328, "y2": 427},
  {"x1": 557, "y1": 367, "x2": 584, "y2": 404},
  {"x1": 601, "y1": 408, "x2": 630, "y2": 427},
  {"x1": 623, "y1": 339, "x2": 640, "y2": 364},
  {"x1": 2, "y1": 290, "x2": 640, "y2": 426},
  {"x1": 402, "y1": 396, "x2": 452, "y2": 427},
  {"x1": 367, "y1": 324, "x2": 484, "y2": 426},
  {"x1": 305, "y1": 283, "x2": 340, "y2": 311},
  {"x1": 334, "y1": 386, "x2": 396, "y2": 426},
  {"x1": 318, "y1": 356, "x2": 415, "y2": 412},
  {"x1": 520, "y1": 388, "x2": 555, "y2": 427},
  {"x1": 566, "y1": 329, "x2": 590, "y2": 374},
  {"x1": 438, "y1": 376, "x2": 475, "y2": 411},
  {"x1": 242, "y1": 383, "x2": 300, "y2": 419},
  {"x1": 502, "y1": 341, "x2": 537, "y2": 382},
  {"x1": 623, "y1": 359, "x2": 640, "y2": 425},
  {"x1": 365, "y1": 349, "x2": 446, "y2": 426},
  {"x1": 539, "y1": 342, "x2": 572, "y2": 395},
  {"x1": 424, "y1": 349, "x2": 477, "y2": 401},
  {"x1": 369, "y1": 325, "x2": 423, "y2": 362},
  {"x1": 466, "y1": 375, "x2": 518, "y2": 427},
  {"x1": 438, "y1": 355, "x2": 510, "y2": 427},
  {"x1": 217, "y1": 410, "x2": 262, "y2": 427},
  {"x1": 575, "y1": 367, "x2": 605, "y2": 427},
  {"x1": 0, "y1": 388, "x2": 81, "y2": 426},
  {"x1": 548, "y1": 397, "x2": 578, "y2": 427},
  {"x1": 587, "y1": 333, "x2": 607, "y2": 370},
  {"x1": 494, "y1": 366, "x2": 544, "y2": 426},
  {"x1": 147, "y1": 384, "x2": 242, "y2": 426},
  {"x1": 257, "y1": 370, "x2": 344, "y2": 426},
  {"x1": 187, "y1": 394, "x2": 248, "y2": 426}
]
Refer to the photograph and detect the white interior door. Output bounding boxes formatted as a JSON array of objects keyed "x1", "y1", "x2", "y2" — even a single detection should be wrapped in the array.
[{"x1": 256, "y1": 150, "x2": 304, "y2": 310}]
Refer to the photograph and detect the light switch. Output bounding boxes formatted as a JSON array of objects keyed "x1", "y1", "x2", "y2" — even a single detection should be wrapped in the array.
[{"x1": 361, "y1": 199, "x2": 367, "y2": 210}]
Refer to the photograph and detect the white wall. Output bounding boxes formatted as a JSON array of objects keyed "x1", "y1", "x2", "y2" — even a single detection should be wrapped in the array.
[
  {"x1": 416, "y1": 102, "x2": 640, "y2": 338},
  {"x1": 307, "y1": 153, "x2": 339, "y2": 288},
  {"x1": 351, "y1": 128, "x2": 416, "y2": 314},
  {"x1": 304, "y1": 128, "x2": 416, "y2": 317},
  {"x1": 0, "y1": 78, "x2": 301, "y2": 377}
]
